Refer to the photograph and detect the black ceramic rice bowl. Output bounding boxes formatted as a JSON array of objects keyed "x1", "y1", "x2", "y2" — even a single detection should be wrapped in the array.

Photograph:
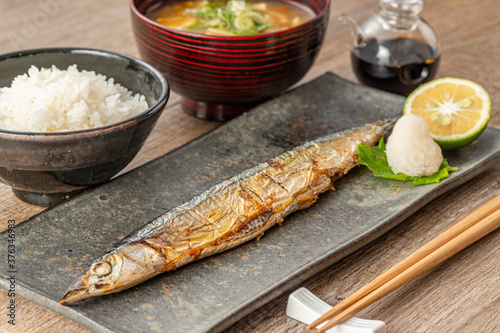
[{"x1": 0, "y1": 48, "x2": 170, "y2": 206}]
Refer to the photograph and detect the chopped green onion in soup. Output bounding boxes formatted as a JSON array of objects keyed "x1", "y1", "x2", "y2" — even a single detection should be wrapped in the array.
[{"x1": 148, "y1": 0, "x2": 314, "y2": 36}]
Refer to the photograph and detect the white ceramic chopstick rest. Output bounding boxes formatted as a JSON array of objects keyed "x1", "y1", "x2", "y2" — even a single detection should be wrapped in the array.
[{"x1": 286, "y1": 288, "x2": 386, "y2": 333}]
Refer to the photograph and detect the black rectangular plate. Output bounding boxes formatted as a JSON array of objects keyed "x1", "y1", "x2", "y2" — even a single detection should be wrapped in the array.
[{"x1": 1, "y1": 73, "x2": 498, "y2": 333}]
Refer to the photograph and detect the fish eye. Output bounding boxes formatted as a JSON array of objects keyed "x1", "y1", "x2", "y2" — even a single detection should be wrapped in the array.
[{"x1": 91, "y1": 262, "x2": 112, "y2": 277}]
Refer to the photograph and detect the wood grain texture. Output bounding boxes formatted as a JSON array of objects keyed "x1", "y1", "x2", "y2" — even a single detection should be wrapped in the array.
[{"x1": 0, "y1": 0, "x2": 498, "y2": 332}]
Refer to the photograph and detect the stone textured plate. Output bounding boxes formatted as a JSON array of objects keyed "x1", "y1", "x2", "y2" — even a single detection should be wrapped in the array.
[{"x1": 0, "y1": 73, "x2": 498, "y2": 333}]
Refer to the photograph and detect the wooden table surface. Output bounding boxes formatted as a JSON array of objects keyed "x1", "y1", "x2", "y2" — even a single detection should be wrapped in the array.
[{"x1": 0, "y1": 0, "x2": 498, "y2": 332}]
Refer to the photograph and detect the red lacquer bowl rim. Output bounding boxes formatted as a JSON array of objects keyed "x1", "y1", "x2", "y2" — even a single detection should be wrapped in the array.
[{"x1": 130, "y1": 0, "x2": 331, "y2": 41}]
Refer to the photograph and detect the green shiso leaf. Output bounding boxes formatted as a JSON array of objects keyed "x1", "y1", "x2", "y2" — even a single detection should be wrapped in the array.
[{"x1": 357, "y1": 138, "x2": 459, "y2": 186}]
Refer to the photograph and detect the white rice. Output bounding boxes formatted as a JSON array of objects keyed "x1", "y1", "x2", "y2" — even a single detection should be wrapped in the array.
[{"x1": 0, "y1": 65, "x2": 149, "y2": 132}]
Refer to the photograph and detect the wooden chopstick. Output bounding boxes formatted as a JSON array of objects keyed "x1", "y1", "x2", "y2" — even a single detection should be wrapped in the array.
[{"x1": 307, "y1": 194, "x2": 500, "y2": 332}]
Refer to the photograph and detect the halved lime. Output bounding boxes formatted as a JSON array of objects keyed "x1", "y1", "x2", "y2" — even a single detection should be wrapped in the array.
[{"x1": 403, "y1": 77, "x2": 491, "y2": 150}]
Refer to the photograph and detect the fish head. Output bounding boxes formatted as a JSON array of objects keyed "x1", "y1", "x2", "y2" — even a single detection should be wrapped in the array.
[{"x1": 60, "y1": 241, "x2": 166, "y2": 305}]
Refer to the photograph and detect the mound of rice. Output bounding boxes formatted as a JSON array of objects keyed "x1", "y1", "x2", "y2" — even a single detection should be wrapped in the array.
[{"x1": 0, "y1": 65, "x2": 149, "y2": 132}]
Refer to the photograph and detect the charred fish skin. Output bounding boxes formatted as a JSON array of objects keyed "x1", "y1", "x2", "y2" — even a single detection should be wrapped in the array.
[{"x1": 60, "y1": 119, "x2": 395, "y2": 305}]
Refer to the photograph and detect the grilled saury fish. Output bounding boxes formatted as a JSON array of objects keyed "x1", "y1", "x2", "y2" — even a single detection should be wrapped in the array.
[{"x1": 60, "y1": 119, "x2": 395, "y2": 304}]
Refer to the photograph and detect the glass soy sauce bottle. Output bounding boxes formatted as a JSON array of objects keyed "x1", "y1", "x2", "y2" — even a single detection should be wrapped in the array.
[{"x1": 342, "y1": 0, "x2": 440, "y2": 96}]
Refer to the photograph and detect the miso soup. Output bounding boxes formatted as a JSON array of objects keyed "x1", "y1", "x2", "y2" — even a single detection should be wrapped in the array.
[{"x1": 148, "y1": 0, "x2": 315, "y2": 36}]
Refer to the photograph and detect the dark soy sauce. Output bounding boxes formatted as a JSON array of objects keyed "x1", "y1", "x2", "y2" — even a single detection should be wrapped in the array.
[{"x1": 351, "y1": 38, "x2": 440, "y2": 96}]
